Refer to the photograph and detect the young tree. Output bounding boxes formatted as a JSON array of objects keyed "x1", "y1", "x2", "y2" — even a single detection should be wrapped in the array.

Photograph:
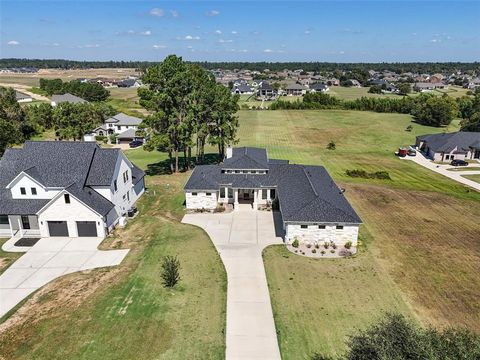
[
  {"x1": 161, "y1": 256, "x2": 181, "y2": 288},
  {"x1": 412, "y1": 94, "x2": 458, "y2": 127},
  {"x1": 397, "y1": 83, "x2": 411, "y2": 95},
  {"x1": 0, "y1": 87, "x2": 29, "y2": 155}
]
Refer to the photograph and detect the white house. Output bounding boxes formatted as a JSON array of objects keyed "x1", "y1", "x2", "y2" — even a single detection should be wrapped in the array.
[
  {"x1": 184, "y1": 147, "x2": 362, "y2": 246},
  {"x1": 416, "y1": 132, "x2": 480, "y2": 162},
  {"x1": 0, "y1": 141, "x2": 145, "y2": 239},
  {"x1": 93, "y1": 113, "x2": 144, "y2": 144}
]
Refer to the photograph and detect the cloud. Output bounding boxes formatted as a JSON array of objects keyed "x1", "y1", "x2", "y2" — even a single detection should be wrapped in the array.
[
  {"x1": 206, "y1": 10, "x2": 220, "y2": 17},
  {"x1": 304, "y1": 30, "x2": 312, "y2": 35},
  {"x1": 214, "y1": 29, "x2": 222, "y2": 35},
  {"x1": 263, "y1": 49, "x2": 273, "y2": 53},
  {"x1": 84, "y1": 44, "x2": 100, "y2": 48},
  {"x1": 153, "y1": 44, "x2": 167, "y2": 49},
  {"x1": 218, "y1": 39, "x2": 233, "y2": 43},
  {"x1": 170, "y1": 10, "x2": 179, "y2": 18},
  {"x1": 140, "y1": 30, "x2": 151, "y2": 36},
  {"x1": 430, "y1": 39, "x2": 441, "y2": 43},
  {"x1": 183, "y1": 35, "x2": 200, "y2": 40},
  {"x1": 7, "y1": 40, "x2": 19, "y2": 45},
  {"x1": 340, "y1": 28, "x2": 362, "y2": 35},
  {"x1": 263, "y1": 48, "x2": 285, "y2": 54},
  {"x1": 150, "y1": 8, "x2": 165, "y2": 17}
]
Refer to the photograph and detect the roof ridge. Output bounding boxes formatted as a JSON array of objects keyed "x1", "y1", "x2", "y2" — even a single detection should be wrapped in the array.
[{"x1": 302, "y1": 166, "x2": 318, "y2": 196}]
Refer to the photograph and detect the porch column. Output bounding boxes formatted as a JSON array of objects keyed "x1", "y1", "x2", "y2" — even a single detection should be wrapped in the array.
[
  {"x1": 224, "y1": 186, "x2": 229, "y2": 203},
  {"x1": 253, "y1": 189, "x2": 258, "y2": 210},
  {"x1": 8, "y1": 216, "x2": 13, "y2": 237},
  {"x1": 18, "y1": 217, "x2": 22, "y2": 236},
  {"x1": 267, "y1": 188, "x2": 271, "y2": 201},
  {"x1": 234, "y1": 189, "x2": 239, "y2": 206}
]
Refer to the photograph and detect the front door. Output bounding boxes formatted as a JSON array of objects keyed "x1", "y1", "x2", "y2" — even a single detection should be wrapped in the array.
[
  {"x1": 474, "y1": 150, "x2": 480, "y2": 159},
  {"x1": 21, "y1": 216, "x2": 30, "y2": 230}
]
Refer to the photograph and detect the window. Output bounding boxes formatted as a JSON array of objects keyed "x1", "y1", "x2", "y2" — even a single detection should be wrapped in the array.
[
  {"x1": 336, "y1": 225, "x2": 344, "y2": 230},
  {"x1": 123, "y1": 170, "x2": 129, "y2": 183},
  {"x1": 0, "y1": 215, "x2": 8, "y2": 225},
  {"x1": 108, "y1": 123, "x2": 113, "y2": 127},
  {"x1": 20, "y1": 187, "x2": 26, "y2": 195},
  {"x1": 117, "y1": 125, "x2": 121, "y2": 130},
  {"x1": 64, "y1": 194, "x2": 70, "y2": 204},
  {"x1": 114, "y1": 180, "x2": 118, "y2": 192},
  {"x1": 206, "y1": 192, "x2": 212, "y2": 196},
  {"x1": 192, "y1": 192, "x2": 198, "y2": 196},
  {"x1": 220, "y1": 188, "x2": 225, "y2": 198},
  {"x1": 228, "y1": 188, "x2": 233, "y2": 198},
  {"x1": 300, "y1": 225, "x2": 308, "y2": 229},
  {"x1": 262, "y1": 189, "x2": 267, "y2": 199},
  {"x1": 31, "y1": 187, "x2": 37, "y2": 195},
  {"x1": 234, "y1": 170, "x2": 240, "y2": 174},
  {"x1": 21, "y1": 216, "x2": 30, "y2": 229},
  {"x1": 318, "y1": 225, "x2": 326, "y2": 229},
  {"x1": 127, "y1": 191, "x2": 130, "y2": 201}
]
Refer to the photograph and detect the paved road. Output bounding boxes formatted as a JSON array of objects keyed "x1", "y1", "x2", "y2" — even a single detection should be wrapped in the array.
[
  {"x1": 0, "y1": 237, "x2": 129, "y2": 318},
  {"x1": 182, "y1": 210, "x2": 283, "y2": 360},
  {"x1": 402, "y1": 153, "x2": 480, "y2": 192}
]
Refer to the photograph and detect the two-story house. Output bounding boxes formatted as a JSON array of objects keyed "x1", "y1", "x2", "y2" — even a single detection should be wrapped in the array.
[
  {"x1": 92, "y1": 112, "x2": 144, "y2": 144},
  {"x1": 184, "y1": 146, "x2": 362, "y2": 246},
  {"x1": 0, "y1": 141, "x2": 145, "y2": 239}
]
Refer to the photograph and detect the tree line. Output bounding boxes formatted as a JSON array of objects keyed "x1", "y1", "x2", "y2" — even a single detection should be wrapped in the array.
[
  {"x1": 270, "y1": 92, "x2": 477, "y2": 128},
  {"x1": 39, "y1": 78, "x2": 110, "y2": 102},
  {"x1": 0, "y1": 87, "x2": 114, "y2": 156},
  {"x1": 138, "y1": 55, "x2": 239, "y2": 173},
  {"x1": 1, "y1": 58, "x2": 479, "y2": 74}
]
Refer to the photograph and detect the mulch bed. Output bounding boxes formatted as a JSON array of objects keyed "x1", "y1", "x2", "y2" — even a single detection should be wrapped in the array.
[{"x1": 14, "y1": 238, "x2": 41, "y2": 247}]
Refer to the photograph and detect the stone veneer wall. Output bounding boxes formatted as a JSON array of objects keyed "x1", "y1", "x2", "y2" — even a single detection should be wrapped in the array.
[
  {"x1": 285, "y1": 224, "x2": 359, "y2": 246},
  {"x1": 185, "y1": 191, "x2": 218, "y2": 210}
]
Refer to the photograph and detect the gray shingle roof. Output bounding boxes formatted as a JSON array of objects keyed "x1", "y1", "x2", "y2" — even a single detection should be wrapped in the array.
[
  {"x1": 0, "y1": 141, "x2": 126, "y2": 216},
  {"x1": 51, "y1": 93, "x2": 87, "y2": 104},
  {"x1": 132, "y1": 164, "x2": 145, "y2": 185},
  {"x1": 184, "y1": 148, "x2": 361, "y2": 224},
  {"x1": 222, "y1": 147, "x2": 269, "y2": 170},
  {"x1": 15, "y1": 91, "x2": 32, "y2": 101},
  {"x1": 117, "y1": 128, "x2": 142, "y2": 139},
  {"x1": 105, "y1": 113, "x2": 143, "y2": 126},
  {"x1": 417, "y1": 132, "x2": 480, "y2": 153}
]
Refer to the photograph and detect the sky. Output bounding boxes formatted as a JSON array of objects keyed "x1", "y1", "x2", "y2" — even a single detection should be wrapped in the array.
[{"x1": 1, "y1": 0, "x2": 479, "y2": 62}]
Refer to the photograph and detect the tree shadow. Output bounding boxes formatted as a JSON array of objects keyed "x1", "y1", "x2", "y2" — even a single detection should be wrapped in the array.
[{"x1": 145, "y1": 152, "x2": 221, "y2": 176}]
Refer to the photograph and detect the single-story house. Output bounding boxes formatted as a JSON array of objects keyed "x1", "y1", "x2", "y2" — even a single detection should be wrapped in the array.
[
  {"x1": 51, "y1": 93, "x2": 87, "y2": 106},
  {"x1": 92, "y1": 113, "x2": 144, "y2": 144},
  {"x1": 416, "y1": 132, "x2": 480, "y2": 162},
  {"x1": 285, "y1": 83, "x2": 307, "y2": 96},
  {"x1": 414, "y1": 82, "x2": 448, "y2": 92},
  {"x1": 0, "y1": 141, "x2": 145, "y2": 239},
  {"x1": 118, "y1": 78, "x2": 141, "y2": 88},
  {"x1": 16, "y1": 91, "x2": 33, "y2": 103},
  {"x1": 184, "y1": 147, "x2": 362, "y2": 246},
  {"x1": 232, "y1": 83, "x2": 254, "y2": 95},
  {"x1": 309, "y1": 83, "x2": 329, "y2": 93}
]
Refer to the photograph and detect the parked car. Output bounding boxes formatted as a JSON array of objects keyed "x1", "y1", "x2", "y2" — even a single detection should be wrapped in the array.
[
  {"x1": 398, "y1": 147, "x2": 408, "y2": 157},
  {"x1": 129, "y1": 140, "x2": 143, "y2": 148},
  {"x1": 407, "y1": 148, "x2": 416, "y2": 156},
  {"x1": 450, "y1": 159, "x2": 468, "y2": 167}
]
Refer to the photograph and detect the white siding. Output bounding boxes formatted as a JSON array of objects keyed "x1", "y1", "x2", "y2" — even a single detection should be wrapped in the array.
[
  {"x1": 185, "y1": 191, "x2": 218, "y2": 210},
  {"x1": 38, "y1": 193, "x2": 105, "y2": 238},
  {"x1": 285, "y1": 223, "x2": 359, "y2": 246},
  {"x1": 9, "y1": 174, "x2": 60, "y2": 200}
]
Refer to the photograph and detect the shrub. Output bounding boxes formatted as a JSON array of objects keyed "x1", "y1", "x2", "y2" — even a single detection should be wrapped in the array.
[
  {"x1": 323, "y1": 242, "x2": 330, "y2": 249},
  {"x1": 214, "y1": 203, "x2": 225, "y2": 213},
  {"x1": 320, "y1": 250, "x2": 326, "y2": 256},
  {"x1": 312, "y1": 249, "x2": 317, "y2": 254},
  {"x1": 306, "y1": 243, "x2": 312, "y2": 248},
  {"x1": 344, "y1": 241, "x2": 352, "y2": 249},
  {"x1": 405, "y1": 124, "x2": 413, "y2": 132},
  {"x1": 292, "y1": 238, "x2": 299, "y2": 248},
  {"x1": 315, "y1": 243, "x2": 320, "y2": 249},
  {"x1": 330, "y1": 249, "x2": 335, "y2": 254},
  {"x1": 326, "y1": 140, "x2": 336, "y2": 150},
  {"x1": 271, "y1": 198, "x2": 280, "y2": 210},
  {"x1": 161, "y1": 255, "x2": 181, "y2": 288},
  {"x1": 95, "y1": 135, "x2": 106, "y2": 142},
  {"x1": 109, "y1": 133, "x2": 117, "y2": 144},
  {"x1": 345, "y1": 169, "x2": 391, "y2": 180}
]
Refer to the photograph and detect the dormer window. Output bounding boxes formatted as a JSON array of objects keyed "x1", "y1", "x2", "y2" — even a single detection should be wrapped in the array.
[
  {"x1": 64, "y1": 194, "x2": 70, "y2": 204},
  {"x1": 31, "y1": 187, "x2": 37, "y2": 195},
  {"x1": 20, "y1": 187, "x2": 26, "y2": 195}
]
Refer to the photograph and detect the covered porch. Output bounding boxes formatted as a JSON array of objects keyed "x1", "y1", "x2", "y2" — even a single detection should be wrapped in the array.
[
  {"x1": 218, "y1": 187, "x2": 277, "y2": 210},
  {"x1": 0, "y1": 215, "x2": 41, "y2": 238}
]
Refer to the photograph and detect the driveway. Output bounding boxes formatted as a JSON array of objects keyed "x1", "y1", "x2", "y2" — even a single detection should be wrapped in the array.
[
  {"x1": 182, "y1": 210, "x2": 283, "y2": 360},
  {"x1": 0, "y1": 237, "x2": 129, "y2": 318},
  {"x1": 402, "y1": 153, "x2": 480, "y2": 192}
]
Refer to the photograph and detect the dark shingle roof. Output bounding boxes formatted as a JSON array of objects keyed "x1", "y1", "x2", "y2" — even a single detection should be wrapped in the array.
[
  {"x1": 0, "y1": 141, "x2": 124, "y2": 216},
  {"x1": 222, "y1": 147, "x2": 269, "y2": 170},
  {"x1": 184, "y1": 148, "x2": 361, "y2": 224},
  {"x1": 417, "y1": 132, "x2": 480, "y2": 153}
]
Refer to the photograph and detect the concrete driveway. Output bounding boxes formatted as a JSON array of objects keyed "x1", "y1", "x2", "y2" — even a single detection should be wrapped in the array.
[
  {"x1": 182, "y1": 210, "x2": 283, "y2": 360},
  {"x1": 0, "y1": 237, "x2": 129, "y2": 318},
  {"x1": 402, "y1": 153, "x2": 480, "y2": 192}
]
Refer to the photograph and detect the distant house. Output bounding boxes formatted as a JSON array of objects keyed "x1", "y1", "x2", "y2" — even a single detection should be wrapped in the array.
[
  {"x1": 285, "y1": 83, "x2": 307, "y2": 96},
  {"x1": 257, "y1": 81, "x2": 276, "y2": 99},
  {"x1": 430, "y1": 74, "x2": 444, "y2": 83},
  {"x1": 232, "y1": 83, "x2": 254, "y2": 95},
  {"x1": 118, "y1": 78, "x2": 141, "y2": 88},
  {"x1": 15, "y1": 91, "x2": 32, "y2": 103},
  {"x1": 308, "y1": 83, "x2": 329, "y2": 93},
  {"x1": 413, "y1": 82, "x2": 448, "y2": 92},
  {"x1": 92, "y1": 113, "x2": 144, "y2": 144},
  {"x1": 416, "y1": 132, "x2": 480, "y2": 162},
  {"x1": 51, "y1": 93, "x2": 87, "y2": 106},
  {"x1": 348, "y1": 79, "x2": 362, "y2": 87}
]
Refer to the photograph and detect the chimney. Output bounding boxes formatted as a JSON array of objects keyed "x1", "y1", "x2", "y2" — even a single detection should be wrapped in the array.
[{"x1": 226, "y1": 145, "x2": 233, "y2": 159}]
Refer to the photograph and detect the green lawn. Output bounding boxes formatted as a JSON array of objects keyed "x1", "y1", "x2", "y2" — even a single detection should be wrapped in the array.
[
  {"x1": 0, "y1": 170, "x2": 227, "y2": 359},
  {"x1": 0, "y1": 238, "x2": 22, "y2": 275},
  {"x1": 463, "y1": 174, "x2": 480, "y2": 183}
]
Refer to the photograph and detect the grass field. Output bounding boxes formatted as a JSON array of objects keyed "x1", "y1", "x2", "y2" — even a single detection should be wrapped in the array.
[
  {"x1": 463, "y1": 174, "x2": 480, "y2": 183},
  {"x1": 0, "y1": 164, "x2": 227, "y2": 359},
  {"x1": 0, "y1": 238, "x2": 22, "y2": 275}
]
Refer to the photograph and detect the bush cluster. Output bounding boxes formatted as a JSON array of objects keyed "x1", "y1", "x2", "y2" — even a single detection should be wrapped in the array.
[{"x1": 345, "y1": 169, "x2": 391, "y2": 180}]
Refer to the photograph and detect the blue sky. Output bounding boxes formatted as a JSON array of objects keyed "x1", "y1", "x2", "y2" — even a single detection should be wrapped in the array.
[{"x1": 1, "y1": 1, "x2": 479, "y2": 62}]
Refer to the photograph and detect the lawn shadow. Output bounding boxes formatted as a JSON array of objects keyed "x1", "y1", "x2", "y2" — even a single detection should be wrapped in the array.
[{"x1": 145, "y1": 152, "x2": 221, "y2": 176}]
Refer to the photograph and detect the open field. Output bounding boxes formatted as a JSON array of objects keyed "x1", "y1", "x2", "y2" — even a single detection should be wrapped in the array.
[{"x1": 0, "y1": 166, "x2": 227, "y2": 360}]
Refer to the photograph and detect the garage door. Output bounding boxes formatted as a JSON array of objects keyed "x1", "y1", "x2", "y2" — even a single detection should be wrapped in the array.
[
  {"x1": 76, "y1": 221, "x2": 98, "y2": 237},
  {"x1": 47, "y1": 221, "x2": 69, "y2": 237}
]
